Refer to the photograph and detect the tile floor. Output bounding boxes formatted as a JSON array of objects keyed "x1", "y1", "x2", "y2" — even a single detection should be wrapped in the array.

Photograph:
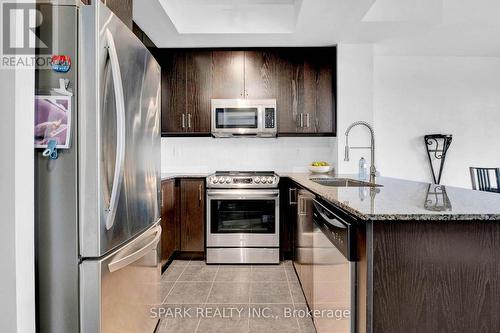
[{"x1": 153, "y1": 260, "x2": 316, "y2": 333}]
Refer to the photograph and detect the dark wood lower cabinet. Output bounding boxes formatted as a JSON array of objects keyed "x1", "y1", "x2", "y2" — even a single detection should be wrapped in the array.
[
  {"x1": 160, "y1": 178, "x2": 205, "y2": 267},
  {"x1": 368, "y1": 221, "x2": 500, "y2": 333},
  {"x1": 180, "y1": 179, "x2": 205, "y2": 252},
  {"x1": 160, "y1": 179, "x2": 179, "y2": 265}
]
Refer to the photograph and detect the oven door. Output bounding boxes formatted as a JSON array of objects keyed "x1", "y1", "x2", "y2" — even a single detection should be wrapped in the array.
[{"x1": 206, "y1": 189, "x2": 279, "y2": 247}]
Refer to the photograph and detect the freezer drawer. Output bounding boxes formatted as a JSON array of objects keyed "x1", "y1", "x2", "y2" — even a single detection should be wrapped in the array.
[{"x1": 80, "y1": 223, "x2": 162, "y2": 333}]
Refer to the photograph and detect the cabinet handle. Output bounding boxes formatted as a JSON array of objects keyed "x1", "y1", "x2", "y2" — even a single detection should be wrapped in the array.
[
  {"x1": 292, "y1": 78, "x2": 298, "y2": 116},
  {"x1": 305, "y1": 113, "x2": 310, "y2": 128},
  {"x1": 181, "y1": 114, "x2": 186, "y2": 129},
  {"x1": 198, "y1": 184, "x2": 203, "y2": 203},
  {"x1": 299, "y1": 114, "x2": 304, "y2": 128},
  {"x1": 161, "y1": 188, "x2": 164, "y2": 209},
  {"x1": 188, "y1": 114, "x2": 192, "y2": 129},
  {"x1": 289, "y1": 188, "x2": 297, "y2": 205}
]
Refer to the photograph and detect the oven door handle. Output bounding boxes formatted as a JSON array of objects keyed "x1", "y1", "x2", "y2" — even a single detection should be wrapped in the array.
[{"x1": 207, "y1": 189, "x2": 279, "y2": 198}]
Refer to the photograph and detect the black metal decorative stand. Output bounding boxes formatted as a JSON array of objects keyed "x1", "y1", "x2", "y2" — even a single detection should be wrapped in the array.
[
  {"x1": 424, "y1": 184, "x2": 452, "y2": 212},
  {"x1": 424, "y1": 134, "x2": 453, "y2": 184}
]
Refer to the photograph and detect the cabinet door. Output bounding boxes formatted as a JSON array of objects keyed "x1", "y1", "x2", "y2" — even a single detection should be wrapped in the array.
[
  {"x1": 277, "y1": 48, "x2": 335, "y2": 135},
  {"x1": 186, "y1": 51, "x2": 212, "y2": 133},
  {"x1": 276, "y1": 49, "x2": 303, "y2": 134},
  {"x1": 212, "y1": 51, "x2": 245, "y2": 98},
  {"x1": 244, "y1": 50, "x2": 278, "y2": 99},
  {"x1": 161, "y1": 50, "x2": 187, "y2": 133},
  {"x1": 180, "y1": 179, "x2": 205, "y2": 252},
  {"x1": 161, "y1": 179, "x2": 179, "y2": 264},
  {"x1": 302, "y1": 48, "x2": 335, "y2": 134},
  {"x1": 316, "y1": 47, "x2": 335, "y2": 133}
]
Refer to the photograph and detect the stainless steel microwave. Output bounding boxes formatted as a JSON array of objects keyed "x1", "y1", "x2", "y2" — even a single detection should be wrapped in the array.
[{"x1": 211, "y1": 99, "x2": 277, "y2": 138}]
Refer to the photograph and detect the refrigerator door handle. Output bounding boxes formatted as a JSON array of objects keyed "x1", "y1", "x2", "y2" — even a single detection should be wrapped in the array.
[
  {"x1": 108, "y1": 225, "x2": 162, "y2": 273},
  {"x1": 104, "y1": 28, "x2": 126, "y2": 230}
]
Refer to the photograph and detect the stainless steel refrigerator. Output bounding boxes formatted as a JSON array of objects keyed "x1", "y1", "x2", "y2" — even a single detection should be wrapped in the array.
[{"x1": 35, "y1": 2, "x2": 161, "y2": 332}]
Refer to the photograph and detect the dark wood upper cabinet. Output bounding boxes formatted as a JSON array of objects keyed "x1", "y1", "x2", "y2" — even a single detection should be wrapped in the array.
[
  {"x1": 158, "y1": 47, "x2": 336, "y2": 137},
  {"x1": 159, "y1": 50, "x2": 212, "y2": 134},
  {"x1": 180, "y1": 179, "x2": 205, "y2": 252},
  {"x1": 277, "y1": 47, "x2": 336, "y2": 135},
  {"x1": 212, "y1": 51, "x2": 245, "y2": 99},
  {"x1": 161, "y1": 50, "x2": 186, "y2": 134},
  {"x1": 186, "y1": 51, "x2": 213, "y2": 134},
  {"x1": 302, "y1": 48, "x2": 335, "y2": 134},
  {"x1": 244, "y1": 51, "x2": 278, "y2": 99},
  {"x1": 274, "y1": 49, "x2": 303, "y2": 134}
]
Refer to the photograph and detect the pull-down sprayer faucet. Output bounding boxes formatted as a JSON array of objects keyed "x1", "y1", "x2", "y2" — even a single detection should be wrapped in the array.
[{"x1": 344, "y1": 121, "x2": 377, "y2": 183}]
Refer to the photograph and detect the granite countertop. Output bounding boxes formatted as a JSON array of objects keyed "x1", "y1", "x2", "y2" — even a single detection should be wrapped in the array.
[
  {"x1": 281, "y1": 173, "x2": 500, "y2": 221},
  {"x1": 161, "y1": 173, "x2": 209, "y2": 180}
]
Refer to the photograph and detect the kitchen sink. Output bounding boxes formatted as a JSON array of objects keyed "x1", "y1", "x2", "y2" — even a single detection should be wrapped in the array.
[{"x1": 309, "y1": 177, "x2": 383, "y2": 188}]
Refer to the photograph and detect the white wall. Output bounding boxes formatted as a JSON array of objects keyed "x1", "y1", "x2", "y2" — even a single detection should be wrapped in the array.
[
  {"x1": 0, "y1": 58, "x2": 35, "y2": 333},
  {"x1": 336, "y1": 44, "x2": 375, "y2": 174},
  {"x1": 0, "y1": 0, "x2": 36, "y2": 330},
  {"x1": 373, "y1": 55, "x2": 500, "y2": 188},
  {"x1": 161, "y1": 137, "x2": 336, "y2": 174}
]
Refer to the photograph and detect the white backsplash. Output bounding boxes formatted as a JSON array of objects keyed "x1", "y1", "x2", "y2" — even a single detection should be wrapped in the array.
[{"x1": 161, "y1": 137, "x2": 338, "y2": 174}]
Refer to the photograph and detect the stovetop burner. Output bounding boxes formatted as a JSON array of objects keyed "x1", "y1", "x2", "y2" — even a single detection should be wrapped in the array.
[{"x1": 207, "y1": 171, "x2": 279, "y2": 189}]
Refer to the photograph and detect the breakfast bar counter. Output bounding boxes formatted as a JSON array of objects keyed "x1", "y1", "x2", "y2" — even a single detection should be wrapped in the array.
[
  {"x1": 280, "y1": 173, "x2": 500, "y2": 333},
  {"x1": 281, "y1": 173, "x2": 500, "y2": 221}
]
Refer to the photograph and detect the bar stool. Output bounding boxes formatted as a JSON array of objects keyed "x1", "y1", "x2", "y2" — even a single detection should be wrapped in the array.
[{"x1": 469, "y1": 167, "x2": 500, "y2": 193}]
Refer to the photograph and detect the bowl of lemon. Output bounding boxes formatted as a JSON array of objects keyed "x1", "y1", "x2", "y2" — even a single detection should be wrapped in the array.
[{"x1": 308, "y1": 162, "x2": 332, "y2": 174}]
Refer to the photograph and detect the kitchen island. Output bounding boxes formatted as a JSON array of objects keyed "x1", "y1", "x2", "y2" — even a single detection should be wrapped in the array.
[{"x1": 281, "y1": 174, "x2": 500, "y2": 333}]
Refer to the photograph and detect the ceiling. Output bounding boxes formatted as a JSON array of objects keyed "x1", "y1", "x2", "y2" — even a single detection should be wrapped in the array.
[{"x1": 134, "y1": 0, "x2": 500, "y2": 56}]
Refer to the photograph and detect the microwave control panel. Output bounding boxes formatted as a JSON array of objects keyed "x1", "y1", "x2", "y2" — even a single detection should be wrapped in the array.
[{"x1": 265, "y1": 108, "x2": 276, "y2": 128}]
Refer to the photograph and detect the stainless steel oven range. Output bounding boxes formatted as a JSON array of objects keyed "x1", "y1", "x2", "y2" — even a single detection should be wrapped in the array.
[{"x1": 206, "y1": 171, "x2": 280, "y2": 264}]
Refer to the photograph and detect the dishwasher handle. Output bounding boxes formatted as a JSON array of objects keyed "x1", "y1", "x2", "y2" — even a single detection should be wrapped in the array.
[
  {"x1": 313, "y1": 199, "x2": 357, "y2": 261},
  {"x1": 313, "y1": 199, "x2": 349, "y2": 229}
]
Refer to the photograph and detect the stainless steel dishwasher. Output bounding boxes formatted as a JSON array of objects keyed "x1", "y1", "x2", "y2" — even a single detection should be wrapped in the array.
[
  {"x1": 312, "y1": 199, "x2": 357, "y2": 333},
  {"x1": 293, "y1": 188, "x2": 316, "y2": 307}
]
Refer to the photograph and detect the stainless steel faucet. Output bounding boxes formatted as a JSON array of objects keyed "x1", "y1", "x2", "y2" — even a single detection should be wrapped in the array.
[{"x1": 344, "y1": 121, "x2": 377, "y2": 183}]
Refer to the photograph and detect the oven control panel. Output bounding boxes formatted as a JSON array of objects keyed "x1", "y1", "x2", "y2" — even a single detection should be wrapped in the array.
[{"x1": 207, "y1": 174, "x2": 280, "y2": 188}]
